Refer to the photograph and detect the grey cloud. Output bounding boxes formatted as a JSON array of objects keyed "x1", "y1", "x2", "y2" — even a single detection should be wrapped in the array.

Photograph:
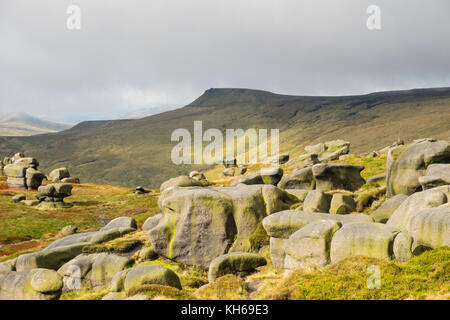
[{"x1": 0, "y1": 0, "x2": 449, "y2": 122}]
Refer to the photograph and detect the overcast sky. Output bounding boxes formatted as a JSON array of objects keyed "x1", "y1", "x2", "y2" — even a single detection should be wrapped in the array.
[{"x1": 0, "y1": 0, "x2": 449, "y2": 123}]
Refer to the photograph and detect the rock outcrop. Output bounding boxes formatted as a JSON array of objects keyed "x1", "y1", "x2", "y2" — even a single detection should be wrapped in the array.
[
  {"x1": 312, "y1": 163, "x2": 365, "y2": 192},
  {"x1": 3, "y1": 153, "x2": 44, "y2": 190},
  {"x1": 230, "y1": 167, "x2": 283, "y2": 186},
  {"x1": 207, "y1": 252, "x2": 267, "y2": 282},
  {"x1": 386, "y1": 139, "x2": 450, "y2": 196},
  {"x1": 148, "y1": 185, "x2": 297, "y2": 267}
]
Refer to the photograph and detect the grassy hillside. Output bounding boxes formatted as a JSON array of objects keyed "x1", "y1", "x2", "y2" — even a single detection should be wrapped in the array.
[{"x1": 0, "y1": 87, "x2": 449, "y2": 187}]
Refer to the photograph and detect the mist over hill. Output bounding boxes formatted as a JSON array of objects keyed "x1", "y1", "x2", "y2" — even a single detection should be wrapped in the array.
[
  {"x1": 0, "y1": 112, "x2": 72, "y2": 136},
  {"x1": 0, "y1": 87, "x2": 449, "y2": 187}
]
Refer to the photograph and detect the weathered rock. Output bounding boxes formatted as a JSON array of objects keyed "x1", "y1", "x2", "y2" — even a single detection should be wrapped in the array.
[
  {"x1": 270, "y1": 153, "x2": 289, "y2": 164},
  {"x1": 0, "y1": 268, "x2": 63, "y2": 300},
  {"x1": 0, "y1": 259, "x2": 16, "y2": 273},
  {"x1": 262, "y1": 210, "x2": 373, "y2": 239},
  {"x1": 110, "y1": 270, "x2": 129, "y2": 292},
  {"x1": 284, "y1": 220, "x2": 342, "y2": 269},
  {"x1": 90, "y1": 253, "x2": 133, "y2": 287},
  {"x1": 330, "y1": 222, "x2": 400, "y2": 263},
  {"x1": 278, "y1": 167, "x2": 315, "y2": 190},
  {"x1": 102, "y1": 292, "x2": 126, "y2": 300},
  {"x1": 16, "y1": 243, "x2": 88, "y2": 273},
  {"x1": 418, "y1": 164, "x2": 450, "y2": 190},
  {"x1": 269, "y1": 237, "x2": 288, "y2": 269},
  {"x1": 405, "y1": 206, "x2": 450, "y2": 249},
  {"x1": 14, "y1": 157, "x2": 38, "y2": 167},
  {"x1": 61, "y1": 225, "x2": 78, "y2": 236},
  {"x1": 149, "y1": 185, "x2": 297, "y2": 266},
  {"x1": 230, "y1": 167, "x2": 283, "y2": 186},
  {"x1": 285, "y1": 189, "x2": 309, "y2": 202},
  {"x1": 12, "y1": 152, "x2": 25, "y2": 162},
  {"x1": 26, "y1": 168, "x2": 44, "y2": 190},
  {"x1": 208, "y1": 252, "x2": 267, "y2": 282},
  {"x1": 142, "y1": 214, "x2": 162, "y2": 231},
  {"x1": 393, "y1": 232, "x2": 414, "y2": 262},
  {"x1": 22, "y1": 200, "x2": 39, "y2": 206},
  {"x1": 312, "y1": 163, "x2": 366, "y2": 191},
  {"x1": 189, "y1": 171, "x2": 206, "y2": 181},
  {"x1": 49, "y1": 167, "x2": 70, "y2": 182},
  {"x1": 370, "y1": 194, "x2": 408, "y2": 223},
  {"x1": 123, "y1": 265, "x2": 182, "y2": 292},
  {"x1": 387, "y1": 186, "x2": 449, "y2": 231},
  {"x1": 100, "y1": 217, "x2": 137, "y2": 231},
  {"x1": 303, "y1": 190, "x2": 332, "y2": 213},
  {"x1": 12, "y1": 194, "x2": 26, "y2": 203},
  {"x1": 329, "y1": 193, "x2": 356, "y2": 215},
  {"x1": 138, "y1": 247, "x2": 158, "y2": 261},
  {"x1": 160, "y1": 175, "x2": 203, "y2": 193},
  {"x1": 386, "y1": 140, "x2": 450, "y2": 196},
  {"x1": 61, "y1": 177, "x2": 80, "y2": 184}
]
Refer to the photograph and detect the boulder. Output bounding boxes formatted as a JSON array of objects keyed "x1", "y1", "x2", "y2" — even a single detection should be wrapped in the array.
[
  {"x1": 418, "y1": 164, "x2": 450, "y2": 190},
  {"x1": 269, "y1": 237, "x2": 288, "y2": 269},
  {"x1": 386, "y1": 140, "x2": 450, "y2": 196},
  {"x1": 230, "y1": 167, "x2": 283, "y2": 186},
  {"x1": 25, "y1": 168, "x2": 44, "y2": 190},
  {"x1": 329, "y1": 193, "x2": 356, "y2": 215},
  {"x1": 404, "y1": 206, "x2": 450, "y2": 249},
  {"x1": 142, "y1": 214, "x2": 162, "y2": 231},
  {"x1": 49, "y1": 167, "x2": 70, "y2": 182},
  {"x1": 223, "y1": 167, "x2": 247, "y2": 177},
  {"x1": 90, "y1": 253, "x2": 133, "y2": 287},
  {"x1": 303, "y1": 190, "x2": 332, "y2": 213},
  {"x1": 22, "y1": 200, "x2": 39, "y2": 206},
  {"x1": 367, "y1": 173, "x2": 387, "y2": 185},
  {"x1": 387, "y1": 186, "x2": 449, "y2": 231},
  {"x1": 160, "y1": 175, "x2": 203, "y2": 193},
  {"x1": 12, "y1": 194, "x2": 26, "y2": 203},
  {"x1": 61, "y1": 225, "x2": 78, "y2": 236},
  {"x1": 208, "y1": 252, "x2": 267, "y2": 282},
  {"x1": 284, "y1": 220, "x2": 342, "y2": 269},
  {"x1": 278, "y1": 167, "x2": 315, "y2": 190},
  {"x1": 149, "y1": 185, "x2": 297, "y2": 266},
  {"x1": 370, "y1": 194, "x2": 408, "y2": 223},
  {"x1": 330, "y1": 222, "x2": 400, "y2": 263},
  {"x1": 262, "y1": 210, "x2": 373, "y2": 239},
  {"x1": 100, "y1": 217, "x2": 137, "y2": 231},
  {"x1": 312, "y1": 163, "x2": 365, "y2": 191},
  {"x1": 61, "y1": 177, "x2": 80, "y2": 184},
  {"x1": 269, "y1": 153, "x2": 289, "y2": 164},
  {"x1": 393, "y1": 232, "x2": 414, "y2": 262},
  {"x1": 123, "y1": 265, "x2": 182, "y2": 292},
  {"x1": 0, "y1": 268, "x2": 63, "y2": 300},
  {"x1": 285, "y1": 189, "x2": 309, "y2": 202},
  {"x1": 189, "y1": 171, "x2": 206, "y2": 181}
]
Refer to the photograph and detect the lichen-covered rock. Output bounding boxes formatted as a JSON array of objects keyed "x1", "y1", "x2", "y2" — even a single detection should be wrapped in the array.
[
  {"x1": 329, "y1": 193, "x2": 356, "y2": 215},
  {"x1": 312, "y1": 163, "x2": 365, "y2": 192},
  {"x1": 278, "y1": 167, "x2": 315, "y2": 190},
  {"x1": 284, "y1": 220, "x2": 342, "y2": 269},
  {"x1": 90, "y1": 253, "x2": 133, "y2": 287},
  {"x1": 269, "y1": 237, "x2": 288, "y2": 269},
  {"x1": 367, "y1": 173, "x2": 387, "y2": 185},
  {"x1": 285, "y1": 189, "x2": 309, "y2": 202},
  {"x1": 386, "y1": 140, "x2": 450, "y2": 196},
  {"x1": 406, "y1": 206, "x2": 450, "y2": 249},
  {"x1": 26, "y1": 168, "x2": 44, "y2": 190},
  {"x1": 418, "y1": 164, "x2": 450, "y2": 190},
  {"x1": 330, "y1": 222, "x2": 400, "y2": 263},
  {"x1": 393, "y1": 232, "x2": 414, "y2": 262},
  {"x1": 61, "y1": 225, "x2": 78, "y2": 236},
  {"x1": 230, "y1": 167, "x2": 283, "y2": 186},
  {"x1": 100, "y1": 217, "x2": 137, "y2": 231},
  {"x1": 48, "y1": 167, "x2": 70, "y2": 182},
  {"x1": 387, "y1": 186, "x2": 449, "y2": 231},
  {"x1": 123, "y1": 265, "x2": 182, "y2": 292},
  {"x1": 110, "y1": 270, "x2": 129, "y2": 292},
  {"x1": 0, "y1": 258, "x2": 16, "y2": 273},
  {"x1": 12, "y1": 194, "x2": 26, "y2": 203},
  {"x1": 303, "y1": 190, "x2": 332, "y2": 213},
  {"x1": 149, "y1": 185, "x2": 297, "y2": 266},
  {"x1": 160, "y1": 175, "x2": 203, "y2": 193},
  {"x1": 0, "y1": 268, "x2": 63, "y2": 300},
  {"x1": 61, "y1": 177, "x2": 81, "y2": 184},
  {"x1": 262, "y1": 210, "x2": 373, "y2": 239},
  {"x1": 370, "y1": 194, "x2": 408, "y2": 223},
  {"x1": 142, "y1": 214, "x2": 162, "y2": 232},
  {"x1": 208, "y1": 252, "x2": 267, "y2": 282},
  {"x1": 138, "y1": 247, "x2": 158, "y2": 261},
  {"x1": 189, "y1": 171, "x2": 206, "y2": 181}
]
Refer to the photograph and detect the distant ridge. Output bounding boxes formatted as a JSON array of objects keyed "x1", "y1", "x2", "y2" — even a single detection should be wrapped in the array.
[
  {"x1": 0, "y1": 87, "x2": 449, "y2": 187},
  {"x1": 0, "y1": 112, "x2": 72, "y2": 136}
]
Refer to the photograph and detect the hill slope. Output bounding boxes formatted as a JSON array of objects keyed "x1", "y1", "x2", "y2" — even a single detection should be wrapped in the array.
[
  {"x1": 0, "y1": 87, "x2": 449, "y2": 187},
  {"x1": 0, "y1": 112, "x2": 72, "y2": 136}
]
